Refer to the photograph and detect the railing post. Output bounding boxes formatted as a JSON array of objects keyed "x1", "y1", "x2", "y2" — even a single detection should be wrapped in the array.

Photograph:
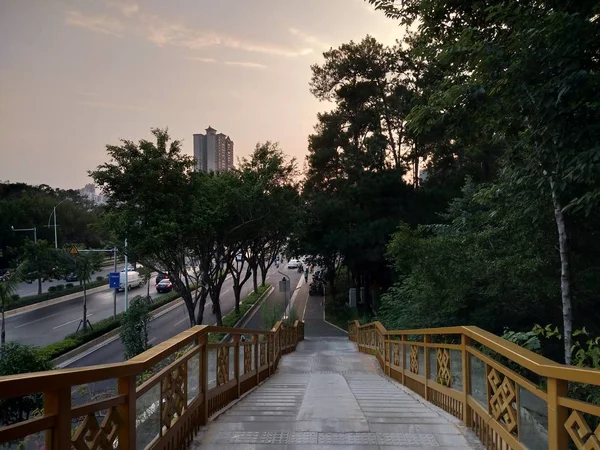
[
  {"x1": 547, "y1": 378, "x2": 569, "y2": 450},
  {"x1": 254, "y1": 334, "x2": 260, "y2": 386},
  {"x1": 267, "y1": 333, "x2": 272, "y2": 376},
  {"x1": 461, "y1": 334, "x2": 472, "y2": 426},
  {"x1": 199, "y1": 334, "x2": 209, "y2": 425},
  {"x1": 424, "y1": 335, "x2": 430, "y2": 401},
  {"x1": 234, "y1": 334, "x2": 241, "y2": 399},
  {"x1": 44, "y1": 388, "x2": 71, "y2": 449},
  {"x1": 400, "y1": 334, "x2": 406, "y2": 385},
  {"x1": 117, "y1": 374, "x2": 136, "y2": 449}
]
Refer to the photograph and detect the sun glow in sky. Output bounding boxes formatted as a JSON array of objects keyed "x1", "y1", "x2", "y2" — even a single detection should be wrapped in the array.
[{"x1": 0, "y1": 0, "x2": 401, "y2": 188}]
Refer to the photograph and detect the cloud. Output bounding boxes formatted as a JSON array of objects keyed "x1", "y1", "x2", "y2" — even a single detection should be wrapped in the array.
[
  {"x1": 81, "y1": 101, "x2": 148, "y2": 112},
  {"x1": 289, "y1": 28, "x2": 331, "y2": 50},
  {"x1": 224, "y1": 61, "x2": 267, "y2": 69},
  {"x1": 65, "y1": 10, "x2": 123, "y2": 37},
  {"x1": 106, "y1": 1, "x2": 140, "y2": 17},
  {"x1": 186, "y1": 57, "x2": 267, "y2": 69},
  {"x1": 185, "y1": 57, "x2": 217, "y2": 63},
  {"x1": 65, "y1": 5, "x2": 314, "y2": 57}
]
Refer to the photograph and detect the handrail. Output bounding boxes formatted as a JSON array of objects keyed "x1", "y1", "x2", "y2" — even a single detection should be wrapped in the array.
[
  {"x1": 349, "y1": 320, "x2": 600, "y2": 450},
  {"x1": 0, "y1": 321, "x2": 305, "y2": 449}
]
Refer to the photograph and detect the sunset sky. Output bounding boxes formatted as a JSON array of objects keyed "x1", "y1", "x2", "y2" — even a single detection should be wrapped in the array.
[{"x1": 0, "y1": 0, "x2": 401, "y2": 189}]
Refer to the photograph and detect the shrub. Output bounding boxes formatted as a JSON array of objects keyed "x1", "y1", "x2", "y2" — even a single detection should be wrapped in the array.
[
  {"x1": 48, "y1": 286, "x2": 57, "y2": 293},
  {"x1": 0, "y1": 342, "x2": 53, "y2": 425},
  {"x1": 96, "y1": 276, "x2": 105, "y2": 282},
  {"x1": 120, "y1": 296, "x2": 151, "y2": 360},
  {"x1": 65, "y1": 283, "x2": 74, "y2": 289},
  {"x1": 11, "y1": 294, "x2": 19, "y2": 302},
  {"x1": 56, "y1": 284, "x2": 65, "y2": 291}
]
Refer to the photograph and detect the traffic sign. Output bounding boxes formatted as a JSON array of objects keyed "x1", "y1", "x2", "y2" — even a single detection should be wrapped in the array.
[
  {"x1": 69, "y1": 246, "x2": 79, "y2": 256},
  {"x1": 109, "y1": 272, "x2": 120, "y2": 289}
]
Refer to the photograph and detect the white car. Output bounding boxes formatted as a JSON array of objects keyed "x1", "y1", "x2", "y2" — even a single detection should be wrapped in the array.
[{"x1": 287, "y1": 259, "x2": 301, "y2": 269}]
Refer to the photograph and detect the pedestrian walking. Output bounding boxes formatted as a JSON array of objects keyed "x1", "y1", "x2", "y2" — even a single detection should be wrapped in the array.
[{"x1": 304, "y1": 268, "x2": 309, "y2": 283}]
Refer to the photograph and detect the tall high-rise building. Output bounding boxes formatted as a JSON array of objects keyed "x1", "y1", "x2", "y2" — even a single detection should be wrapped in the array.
[{"x1": 193, "y1": 126, "x2": 234, "y2": 172}]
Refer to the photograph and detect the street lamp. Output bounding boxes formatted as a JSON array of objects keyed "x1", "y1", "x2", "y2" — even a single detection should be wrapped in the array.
[
  {"x1": 47, "y1": 198, "x2": 70, "y2": 249},
  {"x1": 11, "y1": 226, "x2": 37, "y2": 243}
]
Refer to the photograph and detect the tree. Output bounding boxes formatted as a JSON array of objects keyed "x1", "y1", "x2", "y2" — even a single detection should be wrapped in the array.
[
  {"x1": 120, "y1": 296, "x2": 151, "y2": 359},
  {"x1": 366, "y1": 0, "x2": 600, "y2": 363},
  {"x1": 0, "y1": 266, "x2": 21, "y2": 346},
  {"x1": 0, "y1": 342, "x2": 52, "y2": 425},
  {"x1": 139, "y1": 266, "x2": 153, "y2": 300},
  {"x1": 71, "y1": 252, "x2": 100, "y2": 333},
  {"x1": 91, "y1": 128, "x2": 205, "y2": 327},
  {"x1": 16, "y1": 240, "x2": 62, "y2": 295}
]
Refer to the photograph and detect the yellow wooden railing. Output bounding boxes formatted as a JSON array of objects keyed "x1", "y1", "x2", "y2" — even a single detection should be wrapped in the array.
[
  {"x1": 0, "y1": 320, "x2": 304, "y2": 449},
  {"x1": 349, "y1": 321, "x2": 600, "y2": 450}
]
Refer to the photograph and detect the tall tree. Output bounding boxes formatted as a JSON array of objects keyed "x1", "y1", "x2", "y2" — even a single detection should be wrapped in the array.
[{"x1": 91, "y1": 128, "x2": 205, "y2": 327}]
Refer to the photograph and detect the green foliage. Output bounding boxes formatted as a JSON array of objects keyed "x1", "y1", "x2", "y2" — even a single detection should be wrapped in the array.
[
  {"x1": 284, "y1": 307, "x2": 298, "y2": 325},
  {"x1": 0, "y1": 342, "x2": 52, "y2": 425},
  {"x1": 0, "y1": 182, "x2": 107, "y2": 270},
  {"x1": 261, "y1": 305, "x2": 280, "y2": 331},
  {"x1": 120, "y1": 296, "x2": 151, "y2": 360}
]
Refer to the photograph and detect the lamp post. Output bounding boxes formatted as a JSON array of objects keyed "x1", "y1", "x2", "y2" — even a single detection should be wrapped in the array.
[
  {"x1": 11, "y1": 226, "x2": 37, "y2": 243},
  {"x1": 47, "y1": 199, "x2": 69, "y2": 249}
]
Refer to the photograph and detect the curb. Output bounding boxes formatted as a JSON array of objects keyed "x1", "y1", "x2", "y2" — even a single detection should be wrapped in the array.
[
  {"x1": 53, "y1": 297, "x2": 184, "y2": 367},
  {"x1": 221, "y1": 286, "x2": 275, "y2": 342},
  {"x1": 7, "y1": 284, "x2": 110, "y2": 318}
]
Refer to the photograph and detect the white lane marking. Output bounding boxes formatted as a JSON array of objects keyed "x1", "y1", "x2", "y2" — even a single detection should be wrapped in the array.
[
  {"x1": 53, "y1": 314, "x2": 93, "y2": 330},
  {"x1": 13, "y1": 312, "x2": 62, "y2": 329},
  {"x1": 149, "y1": 337, "x2": 157, "y2": 344},
  {"x1": 173, "y1": 316, "x2": 189, "y2": 327},
  {"x1": 222, "y1": 288, "x2": 231, "y2": 295}
]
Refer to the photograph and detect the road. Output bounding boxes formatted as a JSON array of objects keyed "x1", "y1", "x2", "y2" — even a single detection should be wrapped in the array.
[
  {"x1": 66, "y1": 264, "x2": 302, "y2": 369},
  {"x1": 15, "y1": 266, "x2": 114, "y2": 297},
  {"x1": 6, "y1": 278, "x2": 162, "y2": 346}
]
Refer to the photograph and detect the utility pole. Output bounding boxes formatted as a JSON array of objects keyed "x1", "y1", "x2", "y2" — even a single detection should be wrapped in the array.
[
  {"x1": 124, "y1": 238, "x2": 129, "y2": 312},
  {"x1": 113, "y1": 247, "x2": 117, "y2": 319}
]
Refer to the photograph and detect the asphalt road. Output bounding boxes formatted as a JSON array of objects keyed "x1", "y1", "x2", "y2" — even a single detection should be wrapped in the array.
[
  {"x1": 6, "y1": 279, "x2": 162, "y2": 346},
  {"x1": 66, "y1": 263, "x2": 301, "y2": 369}
]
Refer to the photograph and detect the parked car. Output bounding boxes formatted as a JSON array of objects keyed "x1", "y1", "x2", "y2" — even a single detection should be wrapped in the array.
[
  {"x1": 155, "y1": 272, "x2": 169, "y2": 284},
  {"x1": 287, "y1": 259, "x2": 300, "y2": 269},
  {"x1": 156, "y1": 278, "x2": 173, "y2": 293},
  {"x1": 65, "y1": 272, "x2": 78, "y2": 282},
  {"x1": 118, "y1": 271, "x2": 143, "y2": 291}
]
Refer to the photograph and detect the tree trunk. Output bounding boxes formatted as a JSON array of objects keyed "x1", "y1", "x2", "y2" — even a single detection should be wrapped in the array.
[
  {"x1": 1, "y1": 307, "x2": 5, "y2": 346},
  {"x1": 37, "y1": 277, "x2": 42, "y2": 296},
  {"x1": 213, "y1": 298, "x2": 223, "y2": 326},
  {"x1": 550, "y1": 177, "x2": 573, "y2": 364},
  {"x1": 195, "y1": 290, "x2": 208, "y2": 325},
  {"x1": 252, "y1": 269, "x2": 258, "y2": 293},
  {"x1": 82, "y1": 283, "x2": 88, "y2": 333},
  {"x1": 233, "y1": 281, "x2": 241, "y2": 315},
  {"x1": 146, "y1": 281, "x2": 150, "y2": 300},
  {"x1": 260, "y1": 261, "x2": 267, "y2": 286}
]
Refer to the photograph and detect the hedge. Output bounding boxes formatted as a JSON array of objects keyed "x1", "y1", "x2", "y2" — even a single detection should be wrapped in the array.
[{"x1": 8, "y1": 278, "x2": 109, "y2": 312}]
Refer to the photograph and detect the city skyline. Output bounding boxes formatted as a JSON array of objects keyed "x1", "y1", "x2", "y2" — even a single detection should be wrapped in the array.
[{"x1": 0, "y1": 0, "x2": 401, "y2": 189}]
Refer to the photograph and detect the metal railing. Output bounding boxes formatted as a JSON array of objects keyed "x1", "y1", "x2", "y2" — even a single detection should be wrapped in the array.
[
  {"x1": 349, "y1": 321, "x2": 600, "y2": 450},
  {"x1": 0, "y1": 320, "x2": 304, "y2": 449}
]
